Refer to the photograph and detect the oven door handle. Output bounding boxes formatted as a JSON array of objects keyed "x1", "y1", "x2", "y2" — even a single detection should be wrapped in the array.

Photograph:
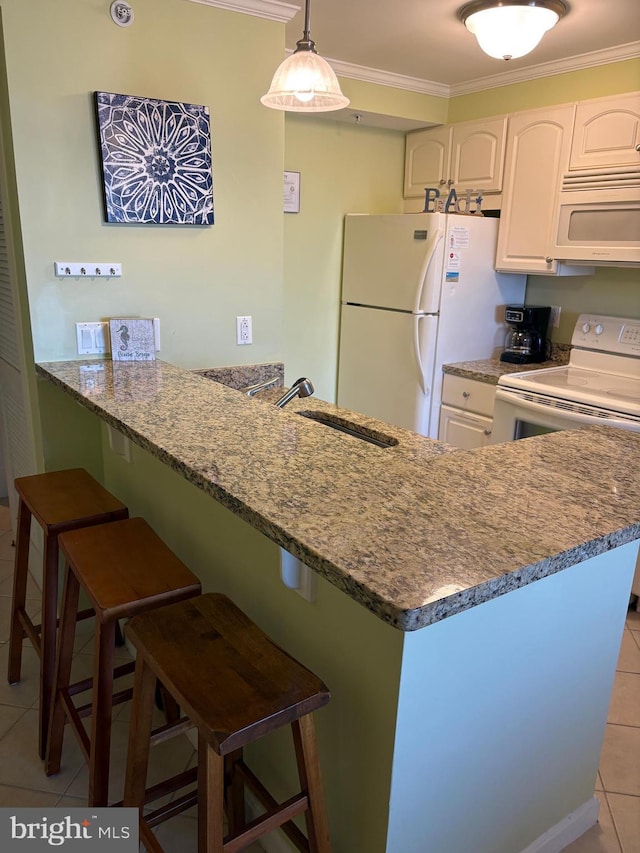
[{"x1": 494, "y1": 389, "x2": 639, "y2": 430}]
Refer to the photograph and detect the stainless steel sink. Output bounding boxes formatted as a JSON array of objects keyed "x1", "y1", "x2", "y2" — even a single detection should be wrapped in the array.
[{"x1": 296, "y1": 410, "x2": 398, "y2": 448}]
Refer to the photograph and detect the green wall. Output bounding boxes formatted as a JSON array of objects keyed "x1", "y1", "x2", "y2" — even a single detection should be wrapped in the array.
[
  {"x1": 283, "y1": 116, "x2": 405, "y2": 400},
  {"x1": 527, "y1": 268, "x2": 640, "y2": 342},
  {"x1": 0, "y1": 0, "x2": 285, "y2": 370},
  {"x1": 447, "y1": 58, "x2": 640, "y2": 122},
  {"x1": 340, "y1": 76, "x2": 448, "y2": 126}
]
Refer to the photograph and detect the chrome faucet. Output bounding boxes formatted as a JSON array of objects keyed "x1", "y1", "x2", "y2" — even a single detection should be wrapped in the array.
[
  {"x1": 241, "y1": 377, "x2": 280, "y2": 397},
  {"x1": 274, "y1": 377, "x2": 315, "y2": 408}
]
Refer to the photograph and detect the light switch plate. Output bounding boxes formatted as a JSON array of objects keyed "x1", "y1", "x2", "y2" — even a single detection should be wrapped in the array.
[{"x1": 76, "y1": 322, "x2": 109, "y2": 354}]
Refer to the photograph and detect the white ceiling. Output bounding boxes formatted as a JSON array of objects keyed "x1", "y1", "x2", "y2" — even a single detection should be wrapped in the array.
[{"x1": 285, "y1": 0, "x2": 640, "y2": 92}]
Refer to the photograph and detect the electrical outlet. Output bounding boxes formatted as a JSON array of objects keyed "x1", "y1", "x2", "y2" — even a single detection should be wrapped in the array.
[
  {"x1": 550, "y1": 305, "x2": 561, "y2": 328},
  {"x1": 236, "y1": 315, "x2": 252, "y2": 345}
]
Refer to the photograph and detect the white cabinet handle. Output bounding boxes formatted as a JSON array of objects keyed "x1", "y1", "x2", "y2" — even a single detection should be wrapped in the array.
[
  {"x1": 462, "y1": 391, "x2": 470, "y2": 398},
  {"x1": 636, "y1": 144, "x2": 640, "y2": 152},
  {"x1": 483, "y1": 429, "x2": 492, "y2": 436},
  {"x1": 545, "y1": 257, "x2": 553, "y2": 264}
]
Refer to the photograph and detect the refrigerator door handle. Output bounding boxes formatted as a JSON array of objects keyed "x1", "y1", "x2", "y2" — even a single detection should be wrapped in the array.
[
  {"x1": 413, "y1": 315, "x2": 429, "y2": 396},
  {"x1": 414, "y1": 228, "x2": 444, "y2": 314}
]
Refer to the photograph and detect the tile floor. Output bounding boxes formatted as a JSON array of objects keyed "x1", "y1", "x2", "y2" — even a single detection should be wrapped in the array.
[{"x1": 0, "y1": 502, "x2": 638, "y2": 852}]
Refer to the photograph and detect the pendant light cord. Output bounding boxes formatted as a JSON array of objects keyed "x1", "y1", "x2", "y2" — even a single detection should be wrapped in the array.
[{"x1": 295, "y1": 0, "x2": 317, "y2": 53}]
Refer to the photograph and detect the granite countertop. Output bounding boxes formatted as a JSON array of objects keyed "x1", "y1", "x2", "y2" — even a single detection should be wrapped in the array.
[
  {"x1": 36, "y1": 359, "x2": 640, "y2": 632},
  {"x1": 444, "y1": 344, "x2": 572, "y2": 385}
]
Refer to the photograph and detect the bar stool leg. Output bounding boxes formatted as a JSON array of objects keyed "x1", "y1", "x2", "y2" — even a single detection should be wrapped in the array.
[
  {"x1": 45, "y1": 566, "x2": 80, "y2": 776},
  {"x1": 123, "y1": 656, "x2": 157, "y2": 809},
  {"x1": 38, "y1": 533, "x2": 61, "y2": 759},
  {"x1": 88, "y1": 618, "x2": 116, "y2": 806},
  {"x1": 225, "y1": 749, "x2": 246, "y2": 834},
  {"x1": 292, "y1": 715, "x2": 332, "y2": 853},
  {"x1": 199, "y1": 735, "x2": 225, "y2": 853},
  {"x1": 7, "y1": 500, "x2": 32, "y2": 685}
]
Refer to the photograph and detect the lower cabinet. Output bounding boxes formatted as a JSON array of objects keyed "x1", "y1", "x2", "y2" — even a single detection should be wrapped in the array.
[{"x1": 438, "y1": 374, "x2": 495, "y2": 449}]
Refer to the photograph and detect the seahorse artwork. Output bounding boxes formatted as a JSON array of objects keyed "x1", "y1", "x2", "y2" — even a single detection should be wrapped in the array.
[
  {"x1": 109, "y1": 318, "x2": 156, "y2": 361},
  {"x1": 117, "y1": 324, "x2": 130, "y2": 352}
]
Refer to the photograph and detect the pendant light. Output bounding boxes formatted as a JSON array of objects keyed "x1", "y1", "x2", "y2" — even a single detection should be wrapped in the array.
[
  {"x1": 458, "y1": 0, "x2": 568, "y2": 61},
  {"x1": 261, "y1": 0, "x2": 349, "y2": 112}
]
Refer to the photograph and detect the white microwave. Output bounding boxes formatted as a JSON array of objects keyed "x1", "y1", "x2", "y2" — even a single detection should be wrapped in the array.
[{"x1": 552, "y1": 170, "x2": 640, "y2": 266}]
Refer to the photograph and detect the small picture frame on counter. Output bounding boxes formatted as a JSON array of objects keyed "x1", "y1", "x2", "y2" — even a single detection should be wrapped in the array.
[{"x1": 109, "y1": 318, "x2": 156, "y2": 361}]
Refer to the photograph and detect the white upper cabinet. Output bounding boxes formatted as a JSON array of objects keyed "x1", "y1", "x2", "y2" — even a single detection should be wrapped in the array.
[
  {"x1": 404, "y1": 126, "x2": 451, "y2": 196},
  {"x1": 569, "y1": 91, "x2": 640, "y2": 171},
  {"x1": 495, "y1": 103, "x2": 591, "y2": 276},
  {"x1": 404, "y1": 116, "x2": 507, "y2": 200}
]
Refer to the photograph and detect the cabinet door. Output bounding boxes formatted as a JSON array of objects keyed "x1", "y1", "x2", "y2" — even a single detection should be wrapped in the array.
[
  {"x1": 450, "y1": 116, "x2": 507, "y2": 194},
  {"x1": 496, "y1": 104, "x2": 581, "y2": 275},
  {"x1": 569, "y1": 92, "x2": 640, "y2": 171},
  {"x1": 404, "y1": 126, "x2": 452, "y2": 198},
  {"x1": 438, "y1": 405, "x2": 493, "y2": 449}
]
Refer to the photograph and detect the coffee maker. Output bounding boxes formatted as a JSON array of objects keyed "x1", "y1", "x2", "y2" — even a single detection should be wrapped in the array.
[{"x1": 500, "y1": 305, "x2": 551, "y2": 364}]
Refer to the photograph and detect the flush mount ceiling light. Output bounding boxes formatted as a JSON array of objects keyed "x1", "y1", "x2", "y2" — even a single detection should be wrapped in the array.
[
  {"x1": 458, "y1": 0, "x2": 568, "y2": 61},
  {"x1": 261, "y1": 0, "x2": 349, "y2": 112}
]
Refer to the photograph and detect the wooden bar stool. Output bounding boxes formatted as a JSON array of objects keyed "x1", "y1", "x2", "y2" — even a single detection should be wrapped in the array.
[
  {"x1": 122, "y1": 593, "x2": 332, "y2": 853},
  {"x1": 45, "y1": 516, "x2": 201, "y2": 807},
  {"x1": 7, "y1": 468, "x2": 129, "y2": 759}
]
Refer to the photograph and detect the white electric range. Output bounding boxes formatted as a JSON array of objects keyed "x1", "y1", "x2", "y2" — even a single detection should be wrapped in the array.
[
  {"x1": 492, "y1": 314, "x2": 640, "y2": 441},
  {"x1": 491, "y1": 313, "x2": 640, "y2": 602}
]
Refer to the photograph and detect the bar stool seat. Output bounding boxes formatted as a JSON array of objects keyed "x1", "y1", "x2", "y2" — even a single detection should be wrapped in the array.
[
  {"x1": 123, "y1": 592, "x2": 332, "y2": 853},
  {"x1": 45, "y1": 516, "x2": 201, "y2": 807},
  {"x1": 8, "y1": 468, "x2": 129, "y2": 758}
]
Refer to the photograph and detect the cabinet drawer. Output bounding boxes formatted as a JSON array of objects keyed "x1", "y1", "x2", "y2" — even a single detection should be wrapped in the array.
[{"x1": 441, "y1": 374, "x2": 495, "y2": 417}]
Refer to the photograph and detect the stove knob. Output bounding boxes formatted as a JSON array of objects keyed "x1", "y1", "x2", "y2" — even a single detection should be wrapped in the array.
[
  {"x1": 582, "y1": 322, "x2": 591, "y2": 334},
  {"x1": 595, "y1": 323, "x2": 604, "y2": 335}
]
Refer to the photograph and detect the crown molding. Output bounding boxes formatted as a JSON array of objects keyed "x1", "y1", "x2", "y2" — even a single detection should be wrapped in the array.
[
  {"x1": 327, "y1": 41, "x2": 639, "y2": 98},
  {"x1": 185, "y1": 0, "x2": 299, "y2": 24},
  {"x1": 185, "y1": 0, "x2": 638, "y2": 98},
  {"x1": 449, "y1": 41, "x2": 640, "y2": 97},
  {"x1": 326, "y1": 58, "x2": 450, "y2": 99}
]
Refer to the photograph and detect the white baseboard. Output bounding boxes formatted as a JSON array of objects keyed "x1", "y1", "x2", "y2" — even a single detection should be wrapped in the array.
[{"x1": 520, "y1": 797, "x2": 600, "y2": 853}]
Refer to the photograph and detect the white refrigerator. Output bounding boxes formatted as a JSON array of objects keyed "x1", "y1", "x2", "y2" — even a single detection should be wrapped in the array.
[{"x1": 337, "y1": 213, "x2": 526, "y2": 439}]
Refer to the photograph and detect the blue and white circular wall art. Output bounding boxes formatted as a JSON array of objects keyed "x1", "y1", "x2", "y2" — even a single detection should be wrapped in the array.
[{"x1": 95, "y1": 91, "x2": 214, "y2": 225}]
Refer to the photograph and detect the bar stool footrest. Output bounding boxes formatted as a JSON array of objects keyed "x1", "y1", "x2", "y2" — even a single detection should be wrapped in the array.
[
  {"x1": 68, "y1": 660, "x2": 136, "y2": 699},
  {"x1": 236, "y1": 761, "x2": 310, "y2": 851},
  {"x1": 224, "y1": 789, "x2": 309, "y2": 853},
  {"x1": 146, "y1": 788, "x2": 199, "y2": 828}
]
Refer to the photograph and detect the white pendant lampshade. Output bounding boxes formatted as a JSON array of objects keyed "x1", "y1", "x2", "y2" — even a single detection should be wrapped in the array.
[
  {"x1": 459, "y1": 0, "x2": 568, "y2": 61},
  {"x1": 261, "y1": 0, "x2": 349, "y2": 112}
]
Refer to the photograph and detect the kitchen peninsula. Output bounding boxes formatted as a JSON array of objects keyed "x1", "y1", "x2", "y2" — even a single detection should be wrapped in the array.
[{"x1": 36, "y1": 359, "x2": 640, "y2": 853}]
